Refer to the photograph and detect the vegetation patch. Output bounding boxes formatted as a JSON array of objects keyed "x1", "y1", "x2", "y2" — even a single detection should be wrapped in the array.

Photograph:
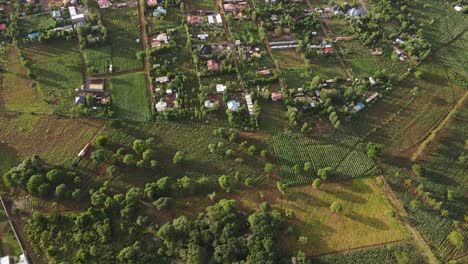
[
  {"x1": 109, "y1": 73, "x2": 150, "y2": 122},
  {"x1": 24, "y1": 40, "x2": 83, "y2": 114}
]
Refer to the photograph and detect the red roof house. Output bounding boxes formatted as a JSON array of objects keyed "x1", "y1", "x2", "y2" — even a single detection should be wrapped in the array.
[
  {"x1": 0, "y1": 24, "x2": 6, "y2": 31},
  {"x1": 147, "y1": 0, "x2": 158, "y2": 7},
  {"x1": 207, "y1": 60, "x2": 221, "y2": 71},
  {"x1": 324, "y1": 48, "x2": 334, "y2": 54},
  {"x1": 186, "y1": 15, "x2": 202, "y2": 24},
  {"x1": 271, "y1": 92, "x2": 283, "y2": 101}
]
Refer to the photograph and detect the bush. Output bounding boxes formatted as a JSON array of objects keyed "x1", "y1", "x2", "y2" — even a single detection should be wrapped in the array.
[
  {"x1": 91, "y1": 149, "x2": 106, "y2": 162},
  {"x1": 107, "y1": 165, "x2": 118, "y2": 177},
  {"x1": 153, "y1": 197, "x2": 174, "y2": 211},
  {"x1": 95, "y1": 136, "x2": 108, "y2": 147},
  {"x1": 411, "y1": 164, "x2": 425, "y2": 177},
  {"x1": 318, "y1": 167, "x2": 332, "y2": 180},
  {"x1": 312, "y1": 179, "x2": 321, "y2": 189},
  {"x1": 244, "y1": 177, "x2": 254, "y2": 187},
  {"x1": 173, "y1": 151, "x2": 184, "y2": 165},
  {"x1": 448, "y1": 231, "x2": 464, "y2": 250},
  {"x1": 330, "y1": 201, "x2": 343, "y2": 213},
  {"x1": 385, "y1": 210, "x2": 396, "y2": 218},
  {"x1": 108, "y1": 119, "x2": 123, "y2": 128}
]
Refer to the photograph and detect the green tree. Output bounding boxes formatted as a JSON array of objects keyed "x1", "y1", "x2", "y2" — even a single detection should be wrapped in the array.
[
  {"x1": 330, "y1": 201, "x2": 343, "y2": 213},
  {"x1": 108, "y1": 119, "x2": 123, "y2": 128},
  {"x1": 107, "y1": 165, "x2": 118, "y2": 177},
  {"x1": 303, "y1": 162, "x2": 311, "y2": 172},
  {"x1": 153, "y1": 197, "x2": 175, "y2": 211},
  {"x1": 317, "y1": 167, "x2": 332, "y2": 180},
  {"x1": 218, "y1": 175, "x2": 232, "y2": 192},
  {"x1": 411, "y1": 164, "x2": 425, "y2": 177},
  {"x1": 95, "y1": 136, "x2": 108, "y2": 147},
  {"x1": 448, "y1": 231, "x2": 464, "y2": 250},
  {"x1": 133, "y1": 139, "x2": 148, "y2": 154},
  {"x1": 91, "y1": 149, "x2": 106, "y2": 162},
  {"x1": 123, "y1": 154, "x2": 136, "y2": 166},
  {"x1": 244, "y1": 177, "x2": 254, "y2": 187},
  {"x1": 276, "y1": 181, "x2": 288, "y2": 196},
  {"x1": 312, "y1": 179, "x2": 321, "y2": 189},
  {"x1": 247, "y1": 145, "x2": 256, "y2": 156},
  {"x1": 367, "y1": 143, "x2": 383, "y2": 158},
  {"x1": 55, "y1": 184, "x2": 68, "y2": 199},
  {"x1": 173, "y1": 151, "x2": 184, "y2": 165},
  {"x1": 385, "y1": 210, "x2": 396, "y2": 218}
]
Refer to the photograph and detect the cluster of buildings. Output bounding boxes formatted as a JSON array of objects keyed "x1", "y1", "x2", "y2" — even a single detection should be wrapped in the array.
[
  {"x1": 75, "y1": 78, "x2": 110, "y2": 108},
  {"x1": 146, "y1": 0, "x2": 167, "y2": 17}
]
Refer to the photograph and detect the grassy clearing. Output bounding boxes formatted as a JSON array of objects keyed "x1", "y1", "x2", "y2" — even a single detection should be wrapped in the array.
[
  {"x1": 0, "y1": 218, "x2": 22, "y2": 257},
  {"x1": 83, "y1": 45, "x2": 113, "y2": 75},
  {"x1": 177, "y1": 177, "x2": 405, "y2": 256},
  {"x1": 272, "y1": 49, "x2": 305, "y2": 68},
  {"x1": 271, "y1": 128, "x2": 379, "y2": 185},
  {"x1": 0, "y1": 113, "x2": 104, "y2": 173},
  {"x1": 341, "y1": 41, "x2": 407, "y2": 79},
  {"x1": 24, "y1": 40, "x2": 83, "y2": 114},
  {"x1": 109, "y1": 73, "x2": 150, "y2": 121},
  {"x1": 2, "y1": 45, "x2": 49, "y2": 112},
  {"x1": 101, "y1": 8, "x2": 142, "y2": 72}
]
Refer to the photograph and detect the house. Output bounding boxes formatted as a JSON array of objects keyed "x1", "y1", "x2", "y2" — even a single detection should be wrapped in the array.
[
  {"x1": 365, "y1": 92, "x2": 379, "y2": 103},
  {"x1": 335, "y1": 36, "x2": 353, "y2": 41},
  {"x1": 98, "y1": 0, "x2": 112, "y2": 9},
  {"x1": 153, "y1": 6, "x2": 167, "y2": 17},
  {"x1": 52, "y1": 10, "x2": 61, "y2": 19},
  {"x1": 207, "y1": 60, "x2": 221, "y2": 71},
  {"x1": 0, "y1": 24, "x2": 6, "y2": 31},
  {"x1": 155, "y1": 76, "x2": 170, "y2": 83},
  {"x1": 200, "y1": 44, "x2": 212, "y2": 55},
  {"x1": 82, "y1": 79, "x2": 105, "y2": 92},
  {"x1": 245, "y1": 94, "x2": 254, "y2": 115},
  {"x1": 227, "y1": 100, "x2": 240, "y2": 112},
  {"x1": 28, "y1": 32, "x2": 40, "y2": 39},
  {"x1": 71, "y1": 14, "x2": 86, "y2": 27},
  {"x1": 370, "y1": 48, "x2": 382, "y2": 55},
  {"x1": 395, "y1": 38, "x2": 405, "y2": 45},
  {"x1": 0, "y1": 256, "x2": 13, "y2": 264},
  {"x1": 223, "y1": 3, "x2": 248, "y2": 12},
  {"x1": 454, "y1": 3, "x2": 464, "y2": 12},
  {"x1": 150, "y1": 32, "x2": 169, "y2": 47},
  {"x1": 216, "y1": 84, "x2": 226, "y2": 93},
  {"x1": 155, "y1": 101, "x2": 167, "y2": 112},
  {"x1": 271, "y1": 92, "x2": 282, "y2": 101},
  {"x1": 75, "y1": 95, "x2": 86, "y2": 104},
  {"x1": 69, "y1": 6, "x2": 77, "y2": 16},
  {"x1": 207, "y1": 14, "x2": 222, "y2": 24},
  {"x1": 197, "y1": 33, "x2": 209, "y2": 40},
  {"x1": 353, "y1": 102, "x2": 365, "y2": 112},
  {"x1": 368, "y1": 77, "x2": 376, "y2": 85},
  {"x1": 258, "y1": 69, "x2": 271, "y2": 75},
  {"x1": 204, "y1": 99, "x2": 214, "y2": 109},
  {"x1": 147, "y1": 0, "x2": 158, "y2": 7},
  {"x1": 347, "y1": 8, "x2": 361, "y2": 17},
  {"x1": 187, "y1": 15, "x2": 202, "y2": 24},
  {"x1": 323, "y1": 48, "x2": 334, "y2": 54}
]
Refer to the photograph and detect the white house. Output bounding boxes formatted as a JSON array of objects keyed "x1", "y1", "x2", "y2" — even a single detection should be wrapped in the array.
[
  {"x1": 227, "y1": 100, "x2": 240, "y2": 112},
  {"x1": 216, "y1": 84, "x2": 226, "y2": 93}
]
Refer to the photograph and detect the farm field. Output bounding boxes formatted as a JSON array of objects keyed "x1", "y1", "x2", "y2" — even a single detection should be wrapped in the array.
[
  {"x1": 272, "y1": 130, "x2": 379, "y2": 185},
  {"x1": 0, "y1": 113, "x2": 104, "y2": 173},
  {"x1": 109, "y1": 73, "x2": 150, "y2": 122},
  {"x1": 23, "y1": 40, "x2": 83, "y2": 114},
  {"x1": 1, "y1": 45, "x2": 49, "y2": 113},
  {"x1": 101, "y1": 8, "x2": 143, "y2": 72},
  {"x1": 91, "y1": 121, "x2": 269, "y2": 192}
]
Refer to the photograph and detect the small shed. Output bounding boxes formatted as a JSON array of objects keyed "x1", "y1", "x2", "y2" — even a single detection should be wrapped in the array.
[
  {"x1": 155, "y1": 101, "x2": 167, "y2": 112},
  {"x1": 271, "y1": 92, "x2": 282, "y2": 101},
  {"x1": 216, "y1": 84, "x2": 226, "y2": 93},
  {"x1": 353, "y1": 102, "x2": 365, "y2": 112}
]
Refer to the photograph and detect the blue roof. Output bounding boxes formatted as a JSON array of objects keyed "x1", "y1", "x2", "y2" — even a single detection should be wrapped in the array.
[{"x1": 28, "y1": 32, "x2": 39, "y2": 38}]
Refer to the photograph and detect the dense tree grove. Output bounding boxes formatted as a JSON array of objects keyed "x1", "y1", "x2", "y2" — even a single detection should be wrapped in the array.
[{"x1": 157, "y1": 200, "x2": 287, "y2": 264}]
